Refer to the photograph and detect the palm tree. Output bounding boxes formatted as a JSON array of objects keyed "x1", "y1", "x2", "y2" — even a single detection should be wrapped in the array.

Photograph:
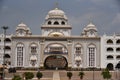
[
  {"x1": 36, "y1": 71, "x2": 43, "y2": 80},
  {"x1": 67, "y1": 72, "x2": 73, "y2": 80},
  {"x1": 78, "y1": 71, "x2": 85, "y2": 80},
  {"x1": 101, "y1": 68, "x2": 112, "y2": 80}
]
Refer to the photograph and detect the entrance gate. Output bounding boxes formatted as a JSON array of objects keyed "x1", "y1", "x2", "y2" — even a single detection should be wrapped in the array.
[{"x1": 44, "y1": 55, "x2": 68, "y2": 69}]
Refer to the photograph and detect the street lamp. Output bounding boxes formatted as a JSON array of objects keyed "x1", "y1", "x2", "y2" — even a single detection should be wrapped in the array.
[
  {"x1": 115, "y1": 61, "x2": 120, "y2": 80},
  {"x1": 1, "y1": 26, "x2": 8, "y2": 80}
]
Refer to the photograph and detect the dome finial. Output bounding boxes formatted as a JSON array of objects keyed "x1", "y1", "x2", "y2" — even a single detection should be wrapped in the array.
[
  {"x1": 55, "y1": 2, "x2": 59, "y2": 9},
  {"x1": 88, "y1": 16, "x2": 93, "y2": 24}
]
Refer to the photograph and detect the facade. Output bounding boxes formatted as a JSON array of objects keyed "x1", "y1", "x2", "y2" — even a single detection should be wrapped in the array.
[{"x1": 0, "y1": 7, "x2": 119, "y2": 70}]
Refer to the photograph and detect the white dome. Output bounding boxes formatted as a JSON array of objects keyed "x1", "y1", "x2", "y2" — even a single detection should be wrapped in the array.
[
  {"x1": 46, "y1": 8, "x2": 67, "y2": 19},
  {"x1": 86, "y1": 22, "x2": 97, "y2": 31},
  {"x1": 18, "y1": 22, "x2": 27, "y2": 27},
  {"x1": 49, "y1": 8, "x2": 65, "y2": 16}
]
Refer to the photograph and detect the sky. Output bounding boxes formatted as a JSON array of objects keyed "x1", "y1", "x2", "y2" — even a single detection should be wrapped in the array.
[{"x1": 0, "y1": 0, "x2": 120, "y2": 35}]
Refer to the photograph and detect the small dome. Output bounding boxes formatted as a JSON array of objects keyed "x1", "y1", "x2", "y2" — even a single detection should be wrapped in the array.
[
  {"x1": 46, "y1": 8, "x2": 67, "y2": 19},
  {"x1": 18, "y1": 22, "x2": 27, "y2": 27},
  {"x1": 16, "y1": 22, "x2": 28, "y2": 30},
  {"x1": 86, "y1": 22, "x2": 97, "y2": 31}
]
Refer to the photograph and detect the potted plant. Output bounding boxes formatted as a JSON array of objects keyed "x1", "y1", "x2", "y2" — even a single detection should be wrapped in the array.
[
  {"x1": 78, "y1": 71, "x2": 85, "y2": 80},
  {"x1": 36, "y1": 71, "x2": 43, "y2": 80},
  {"x1": 67, "y1": 71, "x2": 73, "y2": 80}
]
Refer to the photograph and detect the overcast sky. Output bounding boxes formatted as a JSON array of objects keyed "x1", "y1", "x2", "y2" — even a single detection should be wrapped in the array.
[{"x1": 0, "y1": 0, "x2": 120, "y2": 35}]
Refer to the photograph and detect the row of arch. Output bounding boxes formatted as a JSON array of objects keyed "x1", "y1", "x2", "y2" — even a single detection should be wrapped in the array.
[
  {"x1": 106, "y1": 62, "x2": 120, "y2": 70},
  {"x1": 0, "y1": 38, "x2": 11, "y2": 42},
  {"x1": 107, "y1": 47, "x2": 120, "y2": 52},
  {"x1": 107, "y1": 55, "x2": 120, "y2": 59},
  {"x1": 47, "y1": 21, "x2": 66, "y2": 25},
  {"x1": 107, "y1": 39, "x2": 120, "y2": 44}
]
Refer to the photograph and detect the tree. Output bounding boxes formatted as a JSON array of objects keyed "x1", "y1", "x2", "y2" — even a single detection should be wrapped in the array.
[
  {"x1": 78, "y1": 71, "x2": 85, "y2": 80},
  {"x1": 36, "y1": 71, "x2": 43, "y2": 80},
  {"x1": 67, "y1": 72, "x2": 73, "y2": 80},
  {"x1": 12, "y1": 75, "x2": 22, "y2": 80},
  {"x1": 101, "y1": 68, "x2": 112, "y2": 80},
  {"x1": 24, "y1": 72, "x2": 34, "y2": 80}
]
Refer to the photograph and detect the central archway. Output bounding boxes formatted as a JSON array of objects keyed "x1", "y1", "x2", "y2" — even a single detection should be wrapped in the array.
[{"x1": 44, "y1": 55, "x2": 68, "y2": 69}]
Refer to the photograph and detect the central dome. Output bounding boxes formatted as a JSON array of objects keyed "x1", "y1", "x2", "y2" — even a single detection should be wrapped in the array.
[
  {"x1": 48, "y1": 8, "x2": 65, "y2": 16},
  {"x1": 45, "y1": 8, "x2": 67, "y2": 19}
]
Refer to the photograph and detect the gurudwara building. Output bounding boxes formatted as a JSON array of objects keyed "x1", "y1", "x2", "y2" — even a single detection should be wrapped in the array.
[{"x1": 0, "y1": 7, "x2": 120, "y2": 70}]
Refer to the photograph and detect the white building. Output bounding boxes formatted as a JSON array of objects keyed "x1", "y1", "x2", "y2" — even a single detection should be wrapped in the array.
[
  {"x1": 0, "y1": 7, "x2": 119, "y2": 70},
  {"x1": 0, "y1": 34, "x2": 12, "y2": 67},
  {"x1": 101, "y1": 34, "x2": 120, "y2": 70}
]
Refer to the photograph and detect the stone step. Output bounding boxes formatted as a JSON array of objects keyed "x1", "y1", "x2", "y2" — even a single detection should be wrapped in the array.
[{"x1": 53, "y1": 71, "x2": 60, "y2": 80}]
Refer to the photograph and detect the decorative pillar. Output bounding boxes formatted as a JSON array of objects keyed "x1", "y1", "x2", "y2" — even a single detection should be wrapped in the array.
[
  {"x1": 67, "y1": 41, "x2": 72, "y2": 67},
  {"x1": 40, "y1": 40, "x2": 44, "y2": 67}
]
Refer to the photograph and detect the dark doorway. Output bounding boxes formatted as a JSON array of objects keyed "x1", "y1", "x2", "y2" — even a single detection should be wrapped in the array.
[
  {"x1": 106, "y1": 63, "x2": 114, "y2": 70},
  {"x1": 44, "y1": 55, "x2": 68, "y2": 69}
]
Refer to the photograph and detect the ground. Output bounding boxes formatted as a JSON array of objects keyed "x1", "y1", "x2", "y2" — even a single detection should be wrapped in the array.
[{"x1": 4, "y1": 70, "x2": 119, "y2": 80}]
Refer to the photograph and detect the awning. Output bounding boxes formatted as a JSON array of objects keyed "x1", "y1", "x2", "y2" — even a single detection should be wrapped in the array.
[
  {"x1": 75, "y1": 56, "x2": 81, "y2": 61},
  {"x1": 30, "y1": 56, "x2": 37, "y2": 61}
]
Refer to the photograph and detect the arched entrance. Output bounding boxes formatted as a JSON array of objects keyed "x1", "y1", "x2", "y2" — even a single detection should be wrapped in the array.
[
  {"x1": 106, "y1": 63, "x2": 114, "y2": 70},
  {"x1": 44, "y1": 55, "x2": 68, "y2": 69}
]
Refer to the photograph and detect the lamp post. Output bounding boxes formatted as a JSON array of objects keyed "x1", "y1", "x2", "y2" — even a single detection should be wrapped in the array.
[
  {"x1": 2, "y1": 26, "x2": 8, "y2": 80},
  {"x1": 92, "y1": 67, "x2": 95, "y2": 80}
]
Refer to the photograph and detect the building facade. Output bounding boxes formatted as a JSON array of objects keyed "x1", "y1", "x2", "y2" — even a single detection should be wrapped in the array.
[{"x1": 0, "y1": 7, "x2": 119, "y2": 70}]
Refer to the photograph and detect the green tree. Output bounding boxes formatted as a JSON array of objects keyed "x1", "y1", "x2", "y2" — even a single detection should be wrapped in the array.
[
  {"x1": 12, "y1": 75, "x2": 22, "y2": 80},
  {"x1": 24, "y1": 72, "x2": 34, "y2": 80},
  {"x1": 67, "y1": 72, "x2": 73, "y2": 80},
  {"x1": 101, "y1": 68, "x2": 112, "y2": 80},
  {"x1": 78, "y1": 71, "x2": 85, "y2": 80},
  {"x1": 36, "y1": 71, "x2": 43, "y2": 80}
]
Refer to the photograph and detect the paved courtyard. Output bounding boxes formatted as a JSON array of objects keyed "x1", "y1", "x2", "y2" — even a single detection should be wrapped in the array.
[{"x1": 4, "y1": 70, "x2": 119, "y2": 80}]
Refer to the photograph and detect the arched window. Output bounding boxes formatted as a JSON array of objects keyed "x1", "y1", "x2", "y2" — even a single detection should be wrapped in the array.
[
  {"x1": 4, "y1": 54, "x2": 10, "y2": 58},
  {"x1": 116, "y1": 47, "x2": 120, "y2": 52},
  {"x1": 107, "y1": 47, "x2": 113, "y2": 52},
  {"x1": 16, "y1": 43, "x2": 24, "y2": 67},
  {"x1": 5, "y1": 38, "x2": 11, "y2": 42},
  {"x1": 88, "y1": 44, "x2": 96, "y2": 67},
  {"x1": 106, "y1": 63, "x2": 114, "y2": 70},
  {"x1": 75, "y1": 44, "x2": 82, "y2": 56},
  {"x1": 116, "y1": 39, "x2": 120, "y2": 44},
  {"x1": 107, "y1": 55, "x2": 113, "y2": 59},
  {"x1": 61, "y1": 21, "x2": 65, "y2": 25},
  {"x1": 30, "y1": 44, "x2": 37, "y2": 55},
  {"x1": 5, "y1": 46, "x2": 11, "y2": 50},
  {"x1": 107, "y1": 39, "x2": 113, "y2": 44},
  {"x1": 116, "y1": 55, "x2": 120, "y2": 59},
  {"x1": 54, "y1": 21, "x2": 59, "y2": 25},
  {"x1": 48, "y1": 21, "x2": 52, "y2": 25}
]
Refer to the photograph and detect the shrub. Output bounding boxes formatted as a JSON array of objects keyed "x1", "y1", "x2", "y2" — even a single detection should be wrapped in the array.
[
  {"x1": 12, "y1": 75, "x2": 22, "y2": 80},
  {"x1": 36, "y1": 71, "x2": 43, "y2": 80},
  {"x1": 24, "y1": 72, "x2": 34, "y2": 80}
]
